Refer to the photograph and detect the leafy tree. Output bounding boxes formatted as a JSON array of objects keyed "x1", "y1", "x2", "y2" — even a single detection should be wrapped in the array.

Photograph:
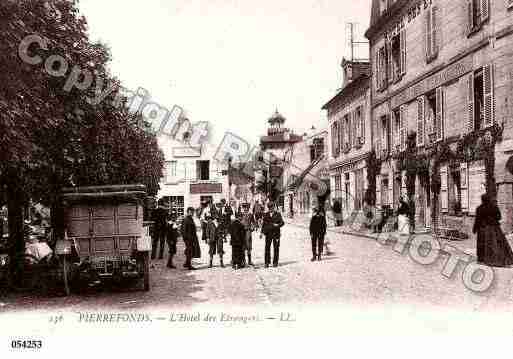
[{"x1": 0, "y1": 0, "x2": 164, "y2": 270}]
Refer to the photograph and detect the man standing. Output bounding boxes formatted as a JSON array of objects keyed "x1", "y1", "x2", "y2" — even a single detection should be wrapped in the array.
[
  {"x1": 309, "y1": 208, "x2": 327, "y2": 261},
  {"x1": 166, "y1": 211, "x2": 179, "y2": 268},
  {"x1": 229, "y1": 213, "x2": 246, "y2": 269},
  {"x1": 181, "y1": 207, "x2": 201, "y2": 270},
  {"x1": 240, "y1": 203, "x2": 256, "y2": 266},
  {"x1": 261, "y1": 202, "x2": 284, "y2": 268},
  {"x1": 206, "y1": 215, "x2": 224, "y2": 268},
  {"x1": 151, "y1": 203, "x2": 168, "y2": 260}
]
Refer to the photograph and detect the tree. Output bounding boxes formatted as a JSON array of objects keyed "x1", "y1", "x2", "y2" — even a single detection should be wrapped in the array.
[{"x1": 0, "y1": 0, "x2": 164, "y2": 271}]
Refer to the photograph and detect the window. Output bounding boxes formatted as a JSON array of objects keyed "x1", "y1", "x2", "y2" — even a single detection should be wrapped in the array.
[
  {"x1": 355, "y1": 169, "x2": 364, "y2": 211},
  {"x1": 344, "y1": 114, "x2": 352, "y2": 151},
  {"x1": 334, "y1": 174, "x2": 342, "y2": 191},
  {"x1": 376, "y1": 46, "x2": 388, "y2": 90},
  {"x1": 381, "y1": 177, "x2": 389, "y2": 207},
  {"x1": 508, "y1": 0, "x2": 513, "y2": 10},
  {"x1": 448, "y1": 166, "x2": 462, "y2": 216},
  {"x1": 331, "y1": 121, "x2": 340, "y2": 157},
  {"x1": 467, "y1": 65, "x2": 494, "y2": 132},
  {"x1": 388, "y1": 30, "x2": 406, "y2": 82},
  {"x1": 426, "y1": 6, "x2": 439, "y2": 62},
  {"x1": 165, "y1": 161, "x2": 177, "y2": 183},
  {"x1": 160, "y1": 196, "x2": 185, "y2": 218},
  {"x1": 381, "y1": 115, "x2": 391, "y2": 154},
  {"x1": 468, "y1": 0, "x2": 489, "y2": 34},
  {"x1": 354, "y1": 106, "x2": 365, "y2": 146},
  {"x1": 423, "y1": 88, "x2": 444, "y2": 144},
  {"x1": 311, "y1": 138, "x2": 324, "y2": 162},
  {"x1": 344, "y1": 173, "x2": 351, "y2": 211},
  {"x1": 196, "y1": 160, "x2": 210, "y2": 180}
]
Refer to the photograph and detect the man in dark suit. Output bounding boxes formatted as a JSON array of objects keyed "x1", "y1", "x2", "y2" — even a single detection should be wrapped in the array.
[
  {"x1": 229, "y1": 213, "x2": 246, "y2": 269},
  {"x1": 261, "y1": 202, "x2": 285, "y2": 268},
  {"x1": 309, "y1": 207, "x2": 327, "y2": 261},
  {"x1": 181, "y1": 207, "x2": 201, "y2": 270},
  {"x1": 151, "y1": 203, "x2": 168, "y2": 260}
]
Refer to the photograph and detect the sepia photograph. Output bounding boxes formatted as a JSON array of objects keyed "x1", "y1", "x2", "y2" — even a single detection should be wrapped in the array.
[{"x1": 2, "y1": 0, "x2": 513, "y2": 356}]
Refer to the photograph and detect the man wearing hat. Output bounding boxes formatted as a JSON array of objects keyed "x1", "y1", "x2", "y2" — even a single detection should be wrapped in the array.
[
  {"x1": 261, "y1": 202, "x2": 284, "y2": 268},
  {"x1": 309, "y1": 207, "x2": 327, "y2": 261},
  {"x1": 181, "y1": 207, "x2": 201, "y2": 270}
]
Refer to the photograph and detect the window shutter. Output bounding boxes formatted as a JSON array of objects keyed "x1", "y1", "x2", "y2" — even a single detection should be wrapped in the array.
[
  {"x1": 468, "y1": 0, "x2": 475, "y2": 32},
  {"x1": 440, "y1": 165, "x2": 449, "y2": 212},
  {"x1": 387, "y1": 40, "x2": 394, "y2": 84},
  {"x1": 431, "y1": 7, "x2": 439, "y2": 58},
  {"x1": 352, "y1": 111, "x2": 357, "y2": 147},
  {"x1": 360, "y1": 106, "x2": 365, "y2": 142},
  {"x1": 426, "y1": 8, "x2": 432, "y2": 60},
  {"x1": 435, "y1": 87, "x2": 444, "y2": 141},
  {"x1": 376, "y1": 175, "x2": 382, "y2": 208},
  {"x1": 401, "y1": 170, "x2": 407, "y2": 196},
  {"x1": 348, "y1": 115, "x2": 353, "y2": 149},
  {"x1": 460, "y1": 162, "x2": 469, "y2": 212},
  {"x1": 417, "y1": 96, "x2": 425, "y2": 147},
  {"x1": 483, "y1": 63, "x2": 494, "y2": 128},
  {"x1": 467, "y1": 72, "x2": 475, "y2": 132},
  {"x1": 400, "y1": 29, "x2": 406, "y2": 75},
  {"x1": 376, "y1": 118, "x2": 382, "y2": 158},
  {"x1": 388, "y1": 177, "x2": 393, "y2": 208},
  {"x1": 338, "y1": 119, "x2": 344, "y2": 154},
  {"x1": 392, "y1": 110, "x2": 399, "y2": 150},
  {"x1": 381, "y1": 117, "x2": 387, "y2": 153},
  {"x1": 400, "y1": 105, "x2": 407, "y2": 151},
  {"x1": 332, "y1": 122, "x2": 339, "y2": 157},
  {"x1": 375, "y1": 52, "x2": 380, "y2": 89},
  {"x1": 481, "y1": 0, "x2": 489, "y2": 22}
]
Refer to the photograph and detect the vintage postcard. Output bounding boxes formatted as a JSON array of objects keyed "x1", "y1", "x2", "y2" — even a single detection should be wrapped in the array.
[{"x1": 2, "y1": 0, "x2": 513, "y2": 356}]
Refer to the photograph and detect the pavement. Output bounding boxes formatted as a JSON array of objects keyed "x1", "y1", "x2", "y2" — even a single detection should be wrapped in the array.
[{"x1": 2, "y1": 221, "x2": 513, "y2": 313}]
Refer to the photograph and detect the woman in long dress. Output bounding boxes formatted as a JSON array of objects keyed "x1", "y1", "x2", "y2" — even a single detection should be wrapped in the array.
[
  {"x1": 397, "y1": 196, "x2": 410, "y2": 235},
  {"x1": 473, "y1": 194, "x2": 513, "y2": 267}
]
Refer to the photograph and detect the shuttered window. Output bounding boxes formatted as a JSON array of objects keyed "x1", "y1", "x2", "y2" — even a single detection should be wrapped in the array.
[
  {"x1": 460, "y1": 162, "x2": 469, "y2": 212},
  {"x1": 417, "y1": 96, "x2": 425, "y2": 147},
  {"x1": 440, "y1": 165, "x2": 449, "y2": 212},
  {"x1": 483, "y1": 64, "x2": 494, "y2": 128},
  {"x1": 435, "y1": 87, "x2": 444, "y2": 141},
  {"x1": 426, "y1": 6, "x2": 439, "y2": 62},
  {"x1": 400, "y1": 29, "x2": 406, "y2": 75},
  {"x1": 332, "y1": 122, "x2": 339, "y2": 157},
  {"x1": 468, "y1": 0, "x2": 490, "y2": 33},
  {"x1": 467, "y1": 72, "x2": 475, "y2": 132},
  {"x1": 400, "y1": 105, "x2": 407, "y2": 151}
]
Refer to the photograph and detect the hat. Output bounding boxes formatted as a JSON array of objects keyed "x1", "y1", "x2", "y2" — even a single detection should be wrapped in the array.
[{"x1": 267, "y1": 202, "x2": 275, "y2": 209}]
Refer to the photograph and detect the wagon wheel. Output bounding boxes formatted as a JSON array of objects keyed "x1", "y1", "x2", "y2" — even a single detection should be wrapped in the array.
[
  {"x1": 59, "y1": 255, "x2": 71, "y2": 296},
  {"x1": 142, "y1": 252, "x2": 150, "y2": 292}
]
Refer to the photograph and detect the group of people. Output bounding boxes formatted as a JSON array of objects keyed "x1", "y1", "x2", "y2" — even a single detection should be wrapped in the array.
[{"x1": 150, "y1": 198, "x2": 290, "y2": 270}]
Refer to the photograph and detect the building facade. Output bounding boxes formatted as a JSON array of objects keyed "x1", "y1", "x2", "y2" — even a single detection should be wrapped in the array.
[
  {"x1": 323, "y1": 59, "x2": 373, "y2": 219},
  {"x1": 258, "y1": 110, "x2": 303, "y2": 210},
  {"x1": 366, "y1": 0, "x2": 513, "y2": 234},
  {"x1": 157, "y1": 135, "x2": 230, "y2": 217},
  {"x1": 282, "y1": 128, "x2": 330, "y2": 218}
]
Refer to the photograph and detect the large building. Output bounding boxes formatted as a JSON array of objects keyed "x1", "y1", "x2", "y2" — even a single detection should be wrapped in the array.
[
  {"x1": 258, "y1": 110, "x2": 303, "y2": 209},
  {"x1": 366, "y1": 0, "x2": 513, "y2": 234},
  {"x1": 323, "y1": 59, "x2": 372, "y2": 218},
  {"x1": 282, "y1": 127, "x2": 330, "y2": 218},
  {"x1": 156, "y1": 134, "x2": 230, "y2": 217}
]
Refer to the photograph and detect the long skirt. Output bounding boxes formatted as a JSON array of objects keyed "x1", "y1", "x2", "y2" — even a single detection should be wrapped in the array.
[
  {"x1": 244, "y1": 230, "x2": 252, "y2": 251},
  {"x1": 398, "y1": 215, "x2": 410, "y2": 235},
  {"x1": 477, "y1": 225, "x2": 513, "y2": 267}
]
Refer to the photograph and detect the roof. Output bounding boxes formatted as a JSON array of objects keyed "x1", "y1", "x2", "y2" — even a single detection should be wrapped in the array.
[
  {"x1": 365, "y1": 0, "x2": 411, "y2": 40},
  {"x1": 321, "y1": 74, "x2": 370, "y2": 110}
]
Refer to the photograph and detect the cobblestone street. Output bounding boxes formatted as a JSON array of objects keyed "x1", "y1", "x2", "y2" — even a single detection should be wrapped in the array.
[{"x1": 2, "y1": 222, "x2": 513, "y2": 313}]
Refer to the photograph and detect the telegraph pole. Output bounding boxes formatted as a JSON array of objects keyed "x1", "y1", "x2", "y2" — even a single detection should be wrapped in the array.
[{"x1": 346, "y1": 22, "x2": 369, "y2": 62}]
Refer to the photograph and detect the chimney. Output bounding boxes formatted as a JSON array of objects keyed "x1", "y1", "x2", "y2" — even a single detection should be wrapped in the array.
[{"x1": 341, "y1": 58, "x2": 370, "y2": 87}]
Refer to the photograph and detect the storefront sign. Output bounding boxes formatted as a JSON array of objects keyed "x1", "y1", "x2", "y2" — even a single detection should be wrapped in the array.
[
  {"x1": 390, "y1": 55, "x2": 474, "y2": 109},
  {"x1": 172, "y1": 146, "x2": 202, "y2": 158},
  {"x1": 190, "y1": 183, "x2": 222, "y2": 194}
]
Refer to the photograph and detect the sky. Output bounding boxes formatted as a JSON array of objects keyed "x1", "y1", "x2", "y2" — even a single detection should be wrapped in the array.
[{"x1": 79, "y1": 0, "x2": 371, "y2": 147}]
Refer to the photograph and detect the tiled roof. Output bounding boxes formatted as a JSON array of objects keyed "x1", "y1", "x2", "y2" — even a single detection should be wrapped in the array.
[{"x1": 321, "y1": 74, "x2": 370, "y2": 110}]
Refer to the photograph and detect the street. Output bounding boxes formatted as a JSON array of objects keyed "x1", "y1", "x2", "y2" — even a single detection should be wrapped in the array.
[{"x1": 2, "y1": 222, "x2": 513, "y2": 313}]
